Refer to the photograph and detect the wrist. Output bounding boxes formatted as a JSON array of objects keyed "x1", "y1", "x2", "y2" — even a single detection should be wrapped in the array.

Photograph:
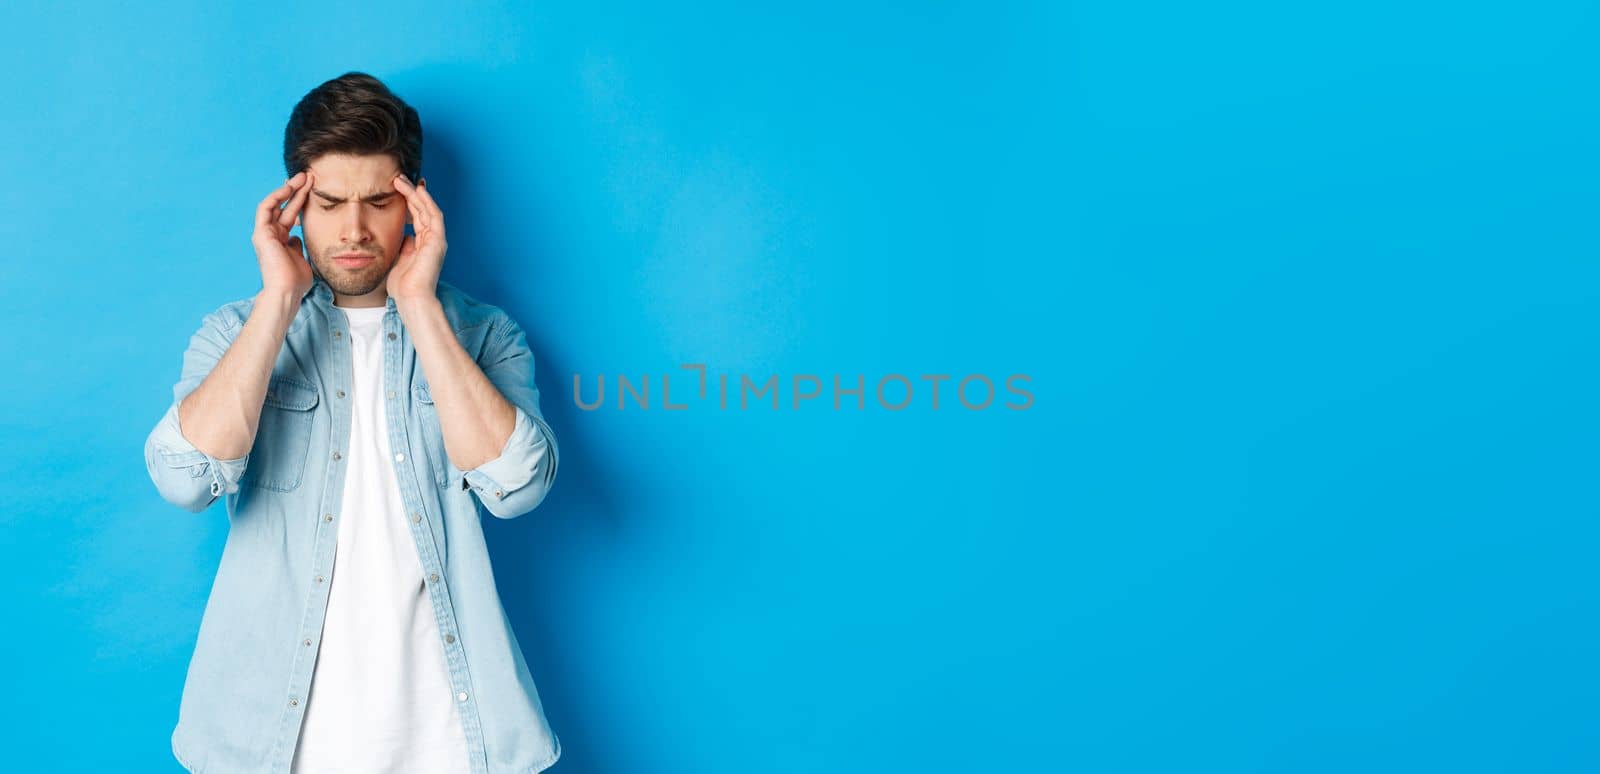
[
  {"x1": 258, "y1": 285, "x2": 301, "y2": 301},
  {"x1": 254, "y1": 287, "x2": 303, "y2": 320},
  {"x1": 392, "y1": 293, "x2": 441, "y2": 313}
]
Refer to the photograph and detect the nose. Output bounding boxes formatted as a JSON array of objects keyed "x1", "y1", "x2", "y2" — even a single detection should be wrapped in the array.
[{"x1": 338, "y1": 203, "x2": 372, "y2": 246}]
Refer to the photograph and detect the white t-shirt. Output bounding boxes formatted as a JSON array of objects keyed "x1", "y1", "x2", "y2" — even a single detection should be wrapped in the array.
[{"x1": 291, "y1": 303, "x2": 471, "y2": 774}]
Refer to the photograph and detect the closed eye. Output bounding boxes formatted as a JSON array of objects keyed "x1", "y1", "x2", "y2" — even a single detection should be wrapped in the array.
[{"x1": 319, "y1": 202, "x2": 390, "y2": 211}]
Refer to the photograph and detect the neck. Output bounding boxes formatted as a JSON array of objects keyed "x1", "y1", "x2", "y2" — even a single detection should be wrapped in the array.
[{"x1": 334, "y1": 293, "x2": 388, "y2": 308}]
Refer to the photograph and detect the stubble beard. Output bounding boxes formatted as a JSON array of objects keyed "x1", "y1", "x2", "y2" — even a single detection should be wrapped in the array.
[{"x1": 310, "y1": 251, "x2": 388, "y2": 297}]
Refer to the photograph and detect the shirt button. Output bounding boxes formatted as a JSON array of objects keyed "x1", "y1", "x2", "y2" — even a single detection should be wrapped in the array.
[
  {"x1": 395, "y1": 452, "x2": 405, "y2": 462},
  {"x1": 315, "y1": 575, "x2": 325, "y2": 583},
  {"x1": 429, "y1": 573, "x2": 440, "y2": 583},
  {"x1": 387, "y1": 390, "x2": 396, "y2": 399},
  {"x1": 334, "y1": 330, "x2": 341, "y2": 338},
  {"x1": 445, "y1": 633, "x2": 455, "y2": 643},
  {"x1": 332, "y1": 451, "x2": 341, "y2": 460},
  {"x1": 289, "y1": 697, "x2": 300, "y2": 707},
  {"x1": 388, "y1": 332, "x2": 397, "y2": 341},
  {"x1": 303, "y1": 638, "x2": 312, "y2": 646},
  {"x1": 336, "y1": 390, "x2": 345, "y2": 398},
  {"x1": 494, "y1": 490, "x2": 504, "y2": 498},
  {"x1": 324, "y1": 513, "x2": 334, "y2": 522},
  {"x1": 412, "y1": 512, "x2": 422, "y2": 523},
  {"x1": 457, "y1": 691, "x2": 468, "y2": 702}
]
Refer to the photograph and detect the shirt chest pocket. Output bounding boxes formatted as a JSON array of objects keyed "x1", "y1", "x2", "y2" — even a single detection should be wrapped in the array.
[
  {"x1": 411, "y1": 381, "x2": 451, "y2": 488},
  {"x1": 241, "y1": 376, "x2": 320, "y2": 492}
]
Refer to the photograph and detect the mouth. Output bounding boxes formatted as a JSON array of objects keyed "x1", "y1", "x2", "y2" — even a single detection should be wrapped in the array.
[{"x1": 332, "y1": 253, "x2": 377, "y2": 269}]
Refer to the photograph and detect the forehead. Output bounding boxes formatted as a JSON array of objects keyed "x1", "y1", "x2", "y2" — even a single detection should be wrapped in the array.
[{"x1": 305, "y1": 152, "x2": 401, "y2": 193}]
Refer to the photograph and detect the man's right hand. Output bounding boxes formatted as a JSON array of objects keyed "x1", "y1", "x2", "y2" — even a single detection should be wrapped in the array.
[{"x1": 253, "y1": 170, "x2": 315, "y2": 298}]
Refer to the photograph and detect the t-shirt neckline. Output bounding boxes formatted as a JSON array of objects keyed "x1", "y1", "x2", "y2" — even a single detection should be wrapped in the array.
[{"x1": 336, "y1": 304, "x2": 388, "y2": 315}]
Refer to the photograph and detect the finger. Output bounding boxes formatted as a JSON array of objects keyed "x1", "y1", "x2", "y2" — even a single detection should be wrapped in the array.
[
  {"x1": 392, "y1": 173, "x2": 417, "y2": 199},
  {"x1": 393, "y1": 174, "x2": 429, "y2": 230},
  {"x1": 409, "y1": 177, "x2": 444, "y2": 231},
  {"x1": 278, "y1": 172, "x2": 313, "y2": 229},
  {"x1": 256, "y1": 171, "x2": 307, "y2": 231}
]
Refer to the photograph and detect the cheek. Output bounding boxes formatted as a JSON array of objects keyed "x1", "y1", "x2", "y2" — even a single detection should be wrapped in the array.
[
  {"x1": 379, "y1": 208, "x2": 409, "y2": 236},
  {"x1": 300, "y1": 209, "x2": 327, "y2": 232}
]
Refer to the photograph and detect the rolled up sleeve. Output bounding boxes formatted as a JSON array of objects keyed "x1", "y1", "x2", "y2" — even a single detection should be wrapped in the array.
[
  {"x1": 462, "y1": 315, "x2": 559, "y2": 520},
  {"x1": 143, "y1": 307, "x2": 250, "y2": 513},
  {"x1": 145, "y1": 400, "x2": 251, "y2": 512}
]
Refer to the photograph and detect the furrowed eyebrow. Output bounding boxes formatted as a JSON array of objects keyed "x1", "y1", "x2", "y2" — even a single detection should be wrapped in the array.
[{"x1": 311, "y1": 189, "x2": 398, "y2": 204}]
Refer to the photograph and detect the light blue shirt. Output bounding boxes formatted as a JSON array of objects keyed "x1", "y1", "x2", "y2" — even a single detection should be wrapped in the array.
[{"x1": 143, "y1": 273, "x2": 562, "y2": 774}]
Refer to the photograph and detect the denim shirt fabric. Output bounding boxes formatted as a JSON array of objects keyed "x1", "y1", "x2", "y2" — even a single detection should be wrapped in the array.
[{"x1": 143, "y1": 274, "x2": 562, "y2": 774}]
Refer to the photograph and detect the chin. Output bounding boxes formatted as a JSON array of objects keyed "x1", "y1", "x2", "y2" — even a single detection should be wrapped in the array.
[{"x1": 320, "y1": 268, "x2": 388, "y2": 295}]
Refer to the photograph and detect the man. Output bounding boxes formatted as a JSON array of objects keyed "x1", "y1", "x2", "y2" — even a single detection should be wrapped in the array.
[{"x1": 142, "y1": 72, "x2": 563, "y2": 774}]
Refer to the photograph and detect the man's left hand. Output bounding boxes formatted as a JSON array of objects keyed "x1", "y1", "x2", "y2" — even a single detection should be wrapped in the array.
[{"x1": 388, "y1": 174, "x2": 446, "y2": 301}]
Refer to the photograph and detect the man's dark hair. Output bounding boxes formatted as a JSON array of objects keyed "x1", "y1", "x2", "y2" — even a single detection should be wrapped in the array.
[{"x1": 283, "y1": 71, "x2": 422, "y2": 184}]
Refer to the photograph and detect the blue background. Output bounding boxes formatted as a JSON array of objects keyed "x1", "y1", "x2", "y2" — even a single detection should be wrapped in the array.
[{"x1": 2, "y1": 1, "x2": 1596, "y2": 771}]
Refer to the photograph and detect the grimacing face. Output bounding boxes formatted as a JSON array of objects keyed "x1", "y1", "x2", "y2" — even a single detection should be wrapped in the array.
[{"x1": 298, "y1": 152, "x2": 412, "y2": 303}]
